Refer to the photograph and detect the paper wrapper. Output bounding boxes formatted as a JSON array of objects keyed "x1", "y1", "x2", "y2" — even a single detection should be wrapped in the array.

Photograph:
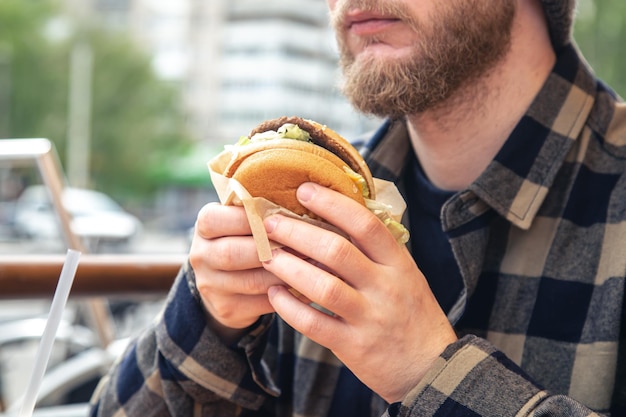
[{"x1": 208, "y1": 149, "x2": 408, "y2": 262}]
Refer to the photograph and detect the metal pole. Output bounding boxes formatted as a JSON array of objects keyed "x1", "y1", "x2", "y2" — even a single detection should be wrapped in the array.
[{"x1": 66, "y1": 41, "x2": 93, "y2": 189}]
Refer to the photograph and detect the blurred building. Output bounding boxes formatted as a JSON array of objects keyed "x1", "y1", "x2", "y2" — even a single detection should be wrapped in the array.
[{"x1": 65, "y1": 0, "x2": 379, "y2": 146}]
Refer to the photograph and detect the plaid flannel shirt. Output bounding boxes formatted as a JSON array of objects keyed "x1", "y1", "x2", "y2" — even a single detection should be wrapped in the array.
[{"x1": 90, "y1": 44, "x2": 626, "y2": 416}]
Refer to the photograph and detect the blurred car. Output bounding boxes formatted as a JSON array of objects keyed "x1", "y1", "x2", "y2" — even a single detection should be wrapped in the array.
[{"x1": 12, "y1": 185, "x2": 142, "y2": 252}]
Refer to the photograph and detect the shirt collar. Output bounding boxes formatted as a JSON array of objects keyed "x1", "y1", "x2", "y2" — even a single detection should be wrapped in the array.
[
  {"x1": 362, "y1": 44, "x2": 597, "y2": 231},
  {"x1": 469, "y1": 44, "x2": 596, "y2": 230}
]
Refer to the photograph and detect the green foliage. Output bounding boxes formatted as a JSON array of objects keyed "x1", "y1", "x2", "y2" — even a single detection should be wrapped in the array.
[
  {"x1": 0, "y1": 0, "x2": 195, "y2": 202},
  {"x1": 84, "y1": 30, "x2": 195, "y2": 198},
  {"x1": 0, "y1": 0, "x2": 67, "y2": 140},
  {"x1": 574, "y1": 0, "x2": 626, "y2": 98}
]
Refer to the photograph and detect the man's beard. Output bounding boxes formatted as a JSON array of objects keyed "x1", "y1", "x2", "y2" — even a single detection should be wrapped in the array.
[{"x1": 332, "y1": 0, "x2": 516, "y2": 119}]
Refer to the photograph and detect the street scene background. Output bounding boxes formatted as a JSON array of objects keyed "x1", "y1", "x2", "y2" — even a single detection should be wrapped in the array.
[{"x1": 0, "y1": 0, "x2": 624, "y2": 415}]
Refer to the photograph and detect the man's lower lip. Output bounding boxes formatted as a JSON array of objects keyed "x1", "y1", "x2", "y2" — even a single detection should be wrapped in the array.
[{"x1": 349, "y1": 19, "x2": 398, "y2": 36}]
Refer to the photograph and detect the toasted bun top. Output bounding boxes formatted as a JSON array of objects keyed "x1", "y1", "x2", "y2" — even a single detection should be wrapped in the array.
[
  {"x1": 223, "y1": 116, "x2": 374, "y2": 218},
  {"x1": 223, "y1": 139, "x2": 336, "y2": 178},
  {"x1": 248, "y1": 116, "x2": 375, "y2": 199},
  {"x1": 232, "y1": 148, "x2": 365, "y2": 217}
]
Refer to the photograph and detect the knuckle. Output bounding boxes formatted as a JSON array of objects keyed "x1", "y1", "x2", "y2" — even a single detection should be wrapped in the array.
[
  {"x1": 195, "y1": 203, "x2": 220, "y2": 237},
  {"x1": 188, "y1": 245, "x2": 204, "y2": 271},
  {"x1": 297, "y1": 309, "x2": 325, "y2": 335},
  {"x1": 241, "y1": 269, "x2": 268, "y2": 294},
  {"x1": 212, "y1": 240, "x2": 237, "y2": 267},
  {"x1": 209, "y1": 298, "x2": 235, "y2": 321},
  {"x1": 191, "y1": 237, "x2": 242, "y2": 273},
  {"x1": 354, "y1": 213, "x2": 384, "y2": 239},
  {"x1": 323, "y1": 234, "x2": 353, "y2": 265},
  {"x1": 314, "y1": 276, "x2": 344, "y2": 307},
  {"x1": 198, "y1": 286, "x2": 237, "y2": 320},
  {"x1": 215, "y1": 238, "x2": 248, "y2": 269},
  {"x1": 195, "y1": 279, "x2": 214, "y2": 301}
]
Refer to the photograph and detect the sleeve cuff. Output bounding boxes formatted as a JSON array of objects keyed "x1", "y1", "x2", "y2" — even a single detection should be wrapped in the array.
[
  {"x1": 397, "y1": 335, "x2": 545, "y2": 416},
  {"x1": 155, "y1": 261, "x2": 275, "y2": 409}
]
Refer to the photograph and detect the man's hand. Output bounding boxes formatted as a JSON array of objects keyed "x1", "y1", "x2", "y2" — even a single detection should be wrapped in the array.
[
  {"x1": 190, "y1": 203, "x2": 282, "y2": 344},
  {"x1": 262, "y1": 183, "x2": 457, "y2": 403}
]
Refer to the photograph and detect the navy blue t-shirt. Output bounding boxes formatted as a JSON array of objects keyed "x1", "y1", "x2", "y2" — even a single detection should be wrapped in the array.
[{"x1": 403, "y1": 153, "x2": 464, "y2": 316}]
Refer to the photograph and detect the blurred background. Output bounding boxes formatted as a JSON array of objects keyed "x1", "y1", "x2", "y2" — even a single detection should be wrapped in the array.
[
  {"x1": 0, "y1": 0, "x2": 625, "y2": 252},
  {"x1": 0, "y1": 0, "x2": 381, "y2": 252},
  {"x1": 0, "y1": 0, "x2": 624, "y2": 414}
]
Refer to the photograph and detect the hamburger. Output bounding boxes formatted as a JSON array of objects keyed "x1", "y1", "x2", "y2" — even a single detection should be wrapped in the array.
[
  {"x1": 223, "y1": 116, "x2": 373, "y2": 218},
  {"x1": 217, "y1": 116, "x2": 409, "y2": 244}
]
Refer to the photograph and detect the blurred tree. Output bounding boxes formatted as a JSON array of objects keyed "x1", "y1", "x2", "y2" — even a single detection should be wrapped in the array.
[
  {"x1": 574, "y1": 0, "x2": 626, "y2": 98},
  {"x1": 84, "y1": 30, "x2": 196, "y2": 199},
  {"x1": 0, "y1": 0, "x2": 196, "y2": 202},
  {"x1": 0, "y1": 1, "x2": 66, "y2": 143}
]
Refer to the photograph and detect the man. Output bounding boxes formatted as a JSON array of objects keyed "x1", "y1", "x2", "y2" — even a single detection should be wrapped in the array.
[{"x1": 90, "y1": 0, "x2": 626, "y2": 415}]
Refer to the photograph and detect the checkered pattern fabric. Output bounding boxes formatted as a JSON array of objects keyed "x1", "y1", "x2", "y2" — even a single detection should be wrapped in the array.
[
  {"x1": 541, "y1": 0, "x2": 576, "y2": 48},
  {"x1": 89, "y1": 44, "x2": 625, "y2": 416}
]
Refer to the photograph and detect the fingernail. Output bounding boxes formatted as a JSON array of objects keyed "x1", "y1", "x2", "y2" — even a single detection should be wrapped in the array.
[{"x1": 297, "y1": 183, "x2": 315, "y2": 202}]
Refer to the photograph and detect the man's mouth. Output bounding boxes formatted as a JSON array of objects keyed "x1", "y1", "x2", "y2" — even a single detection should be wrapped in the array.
[{"x1": 344, "y1": 10, "x2": 401, "y2": 36}]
